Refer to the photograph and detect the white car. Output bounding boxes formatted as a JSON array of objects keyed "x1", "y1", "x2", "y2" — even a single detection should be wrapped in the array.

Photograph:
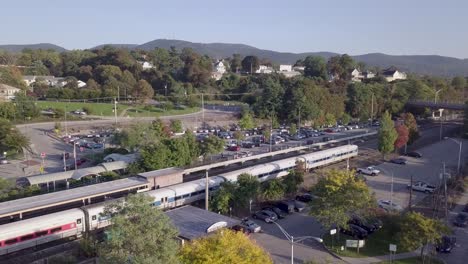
[
  {"x1": 240, "y1": 219, "x2": 261, "y2": 233},
  {"x1": 378, "y1": 199, "x2": 403, "y2": 212},
  {"x1": 407, "y1": 181, "x2": 436, "y2": 193},
  {"x1": 357, "y1": 166, "x2": 380, "y2": 176}
]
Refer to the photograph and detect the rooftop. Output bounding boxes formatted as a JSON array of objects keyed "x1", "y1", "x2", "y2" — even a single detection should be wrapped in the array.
[
  {"x1": 138, "y1": 167, "x2": 184, "y2": 179},
  {"x1": 165, "y1": 206, "x2": 239, "y2": 240}
]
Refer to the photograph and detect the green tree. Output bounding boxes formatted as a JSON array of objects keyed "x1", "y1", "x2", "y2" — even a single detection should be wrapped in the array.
[
  {"x1": 241, "y1": 56, "x2": 260, "y2": 74},
  {"x1": 236, "y1": 173, "x2": 260, "y2": 207},
  {"x1": 324, "y1": 113, "x2": 336, "y2": 127},
  {"x1": 239, "y1": 110, "x2": 255, "y2": 130},
  {"x1": 179, "y1": 229, "x2": 272, "y2": 264},
  {"x1": 282, "y1": 170, "x2": 304, "y2": 195},
  {"x1": 341, "y1": 113, "x2": 351, "y2": 125},
  {"x1": 170, "y1": 119, "x2": 183, "y2": 133},
  {"x1": 303, "y1": 56, "x2": 328, "y2": 80},
  {"x1": 398, "y1": 212, "x2": 450, "y2": 258},
  {"x1": 210, "y1": 181, "x2": 237, "y2": 214},
  {"x1": 99, "y1": 194, "x2": 179, "y2": 264},
  {"x1": 260, "y1": 179, "x2": 285, "y2": 200},
  {"x1": 0, "y1": 118, "x2": 30, "y2": 154},
  {"x1": 289, "y1": 123, "x2": 297, "y2": 135},
  {"x1": 132, "y1": 79, "x2": 154, "y2": 101},
  {"x1": 310, "y1": 169, "x2": 375, "y2": 229},
  {"x1": 200, "y1": 135, "x2": 225, "y2": 158},
  {"x1": 378, "y1": 111, "x2": 398, "y2": 159},
  {"x1": 0, "y1": 103, "x2": 16, "y2": 120},
  {"x1": 451, "y1": 76, "x2": 466, "y2": 90},
  {"x1": 230, "y1": 54, "x2": 242, "y2": 73}
]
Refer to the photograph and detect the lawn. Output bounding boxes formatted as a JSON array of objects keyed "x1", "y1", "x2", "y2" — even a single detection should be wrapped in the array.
[
  {"x1": 323, "y1": 217, "x2": 411, "y2": 258},
  {"x1": 36, "y1": 101, "x2": 200, "y2": 117},
  {"x1": 378, "y1": 256, "x2": 444, "y2": 264}
]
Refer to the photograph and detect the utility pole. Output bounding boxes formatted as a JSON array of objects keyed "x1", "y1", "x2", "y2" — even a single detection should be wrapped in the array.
[
  {"x1": 114, "y1": 98, "x2": 118, "y2": 125},
  {"x1": 117, "y1": 86, "x2": 120, "y2": 102},
  {"x1": 439, "y1": 110, "x2": 443, "y2": 141},
  {"x1": 443, "y1": 162, "x2": 448, "y2": 223},
  {"x1": 73, "y1": 143, "x2": 77, "y2": 171},
  {"x1": 64, "y1": 105, "x2": 68, "y2": 136},
  {"x1": 201, "y1": 93, "x2": 205, "y2": 128},
  {"x1": 63, "y1": 152, "x2": 67, "y2": 172},
  {"x1": 205, "y1": 170, "x2": 209, "y2": 210}
]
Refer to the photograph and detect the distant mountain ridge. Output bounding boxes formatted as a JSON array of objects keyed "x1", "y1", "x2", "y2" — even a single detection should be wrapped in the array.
[{"x1": 1, "y1": 40, "x2": 467, "y2": 76}]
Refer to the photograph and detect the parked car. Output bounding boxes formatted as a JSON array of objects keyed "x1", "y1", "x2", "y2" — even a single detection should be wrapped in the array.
[
  {"x1": 276, "y1": 200, "x2": 295, "y2": 214},
  {"x1": 263, "y1": 206, "x2": 287, "y2": 219},
  {"x1": 436, "y1": 236, "x2": 456, "y2": 253},
  {"x1": 377, "y1": 199, "x2": 403, "y2": 212},
  {"x1": 241, "y1": 141, "x2": 254, "y2": 148},
  {"x1": 232, "y1": 225, "x2": 251, "y2": 235},
  {"x1": 252, "y1": 210, "x2": 278, "y2": 223},
  {"x1": 390, "y1": 158, "x2": 407, "y2": 165},
  {"x1": 463, "y1": 203, "x2": 468, "y2": 213},
  {"x1": 357, "y1": 166, "x2": 380, "y2": 176},
  {"x1": 239, "y1": 219, "x2": 261, "y2": 233},
  {"x1": 228, "y1": 145, "x2": 241, "y2": 151},
  {"x1": 76, "y1": 158, "x2": 87, "y2": 166},
  {"x1": 292, "y1": 200, "x2": 307, "y2": 212},
  {"x1": 406, "y1": 151, "x2": 422, "y2": 158},
  {"x1": 348, "y1": 216, "x2": 380, "y2": 233},
  {"x1": 295, "y1": 193, "x2": 313, "y2": 203},
  {"x1": 89, "y1": 143, "x2": 104, "y2": 149},
  {"x1": 340, "y1": 224, "x2": 368, "y2": 239},
  {"x1": 453, "y1": 213, "x2": 468, "y2": 227},
  {"x1": 407, "y1": 181, "x2": 436, "y2": 193}
]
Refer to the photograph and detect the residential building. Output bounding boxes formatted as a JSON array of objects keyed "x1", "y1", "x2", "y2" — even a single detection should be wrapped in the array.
[
  {"x1": 211, "y1": 72, "x2": 224, "y2": 81},
  {"x1": 350, "y1": 68, "x2": 362, "y2": 82},
  {"x1": 362, "y1": 71, "x2": 375, "y2": 79},
  {"x1": 382, "y1": 67, "x2": 407, "y2": 82},
  {"x1": 23, "y1": 76, "x2": 65, "y2": 87},
  {"x1": 0, "y1": 83, "x2": 21, "y2": 101},
  {"x1": 280, "y1": 71, "x2": 301, "y2": 78},
  {"x1": 213, "y1": 61, "x2": 226, "y2": 74},
  {"x1": 138, "y1": 61, "x2": 155, "y2": 70},
  {"x1": 293, "y1": 66, "x2": 305, "y2": 71},
  {"x1": 255, "y1": 65, "x2": 274, "y2": 74},
  {"x1": 279, "y1": 64, "x2": 292, "y2": 72}
]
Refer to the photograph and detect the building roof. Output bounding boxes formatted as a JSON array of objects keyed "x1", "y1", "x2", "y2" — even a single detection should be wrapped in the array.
[
  {"x1": 0, "y1": 177, "x2": 148, "y2": 218},
  {"x1": 165, "y1": 206, "x2": 239, "y2": 240},
  {"x1": 0, "y1": 83, "x2": 21, "y2": 92},
  {"x1": 138, "y1": 167, "x2": 184, "y2": 179}
]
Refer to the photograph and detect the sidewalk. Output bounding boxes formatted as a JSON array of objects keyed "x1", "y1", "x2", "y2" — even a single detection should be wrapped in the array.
[{"x1": 341, "y1": 251, "x2": 419, "y2": 264}]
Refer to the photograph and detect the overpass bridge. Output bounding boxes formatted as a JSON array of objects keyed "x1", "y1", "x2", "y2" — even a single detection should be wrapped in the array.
[{"x1": 406, "y1": 100, "x2": 466, "y2": 111}]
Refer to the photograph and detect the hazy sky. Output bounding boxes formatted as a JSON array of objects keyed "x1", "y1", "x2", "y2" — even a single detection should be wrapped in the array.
[{"x1": 1, "y1": 0, "x2": 467, "y2": 58}]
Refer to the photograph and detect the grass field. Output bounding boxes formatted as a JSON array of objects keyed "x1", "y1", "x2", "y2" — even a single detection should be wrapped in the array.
[
  {"x1": 378, "y1": 256, "x2": 443, "y2": 264},
  {"x1": 36, "y1": 101, "x2": 200, "y2": 117}
]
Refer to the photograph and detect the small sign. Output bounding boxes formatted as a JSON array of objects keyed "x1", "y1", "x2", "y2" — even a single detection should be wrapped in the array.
[
  {"x1": 40, "y1": 152, "x2": 46, "y2": 158},
  {"x1": 389, "y1": 244, "x2": 397, "y2": 252},
  {"x1": 330, "y1": 229, "x2": 337, "y2": 235},
  {"x1": 346, "y1": 240, "x2": 365, "y2": 248}
]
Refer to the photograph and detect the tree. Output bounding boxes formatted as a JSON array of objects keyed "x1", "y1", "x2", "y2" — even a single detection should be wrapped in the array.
[
  {"x1": 401, "y1": 113, "x2": 419, "y2": 144},
  {"x1": 398, "y1": 212, "x2": 449, "y2": 258},
  {"x1": 324, "y1": 113, "x2": 336, "y2": 126},
  {"x1": 99, "y1": 194, "x2": 179, "y2": 264},
  {"x1": 451, "y1": 76, "x2": 466, "y2": 90},
  {"x1": 282, "y1": 170, "x2": 304, "y2": 195},
  {"x1": 341, "y1": 113, "x2": 351, "y2": 125},
  {"x1": 0, "y1": 118, "x2": 30, "y2": 154},
  {"x1": 260, "y1": 179, "x2": 285, "y2": 200},
  {"x1": 241, "y1": 56, "x2": 260, "y2": 74},
  {"x1": 378, "y1": 111, "x2": 398, "y2": 159},
  {"x1": 310, "y1": 169, "x2": 375, "y2": 229},
  {"x1": 239, "y1": 110, "x2": 255, "y2": 130},
  {"x1": 179, "y1": 229, "x2": 272, "y2": 264},
  {"x1": 236, "y1": 173, "x2": 260, "y2": 207},
  {"x1": 210, "y1": 182, "x2": 236, "y2": 214},
  {"x1": 394, "y1": 124, "x2": 409, "y2": 151},
  {"x1": 170, "y1": 119, "x2": 183, "y2": 133},
  {"x1": 200, "y1": 135, "x2": 225, "y2": 158},
  {"x1": 230, "y1": 54, "x2": 242, "y2": 73},
  {"x1": 289, "y1": 123, "x2": 297, "y2": 135},
  {"x1": 132, "y1": 79, "x2": 154, "y2": 101},
  {"x1": 303, "y1": 56, "x2": 328, "y2": 80}
]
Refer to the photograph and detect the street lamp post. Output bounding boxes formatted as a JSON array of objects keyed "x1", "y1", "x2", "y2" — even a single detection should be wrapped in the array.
[
  {"x1": 446, "y1": 137, "x2": 462, "y2": 174},
  {"x1": 272, "y1": 221, "x2": 323, "y2": 264}
]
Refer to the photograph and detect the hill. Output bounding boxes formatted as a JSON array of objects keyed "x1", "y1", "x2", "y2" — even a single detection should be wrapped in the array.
[
  {"x1": 135, "y1": 39, "x2": 468, "y2": 77},
  {"x1": 0, "y1": 43, "x2": 67, "y2": 53},
  {"x1": 92, "y1": 44, "x2": 139, "y2": 50}
]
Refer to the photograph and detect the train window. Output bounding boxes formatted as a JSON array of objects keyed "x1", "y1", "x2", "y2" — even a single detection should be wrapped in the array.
[
  {"x1": 182, "y1": 194, "x2": 190, "y2": 198},
  {"x1": 165, "y1": 197, "x2": 168, "y2": 202},
  {"x1": 50, "y1": 227, "x2": 62, "y2": 233},
  {"x1": 77, "y1": 218, "x2": 82, "y2": 224},
  {"x1": 160, "y1": 198, "x2": 164, "y2": 203},
  {"x1": 20, "y1": 234, "x2": 34, "y2": 241},
  {"x1": 35, "y1": 230, "x2": 48, "y2": 237},
  {"x1": 92, "y1": 215, "x2": 97, "y2": 221},
  {"x1": 5, "y1": 238, "x2": 18, "y2": 245},
  {"x1": 175, "y1": 195, "x2": 181, "y2": 200}
]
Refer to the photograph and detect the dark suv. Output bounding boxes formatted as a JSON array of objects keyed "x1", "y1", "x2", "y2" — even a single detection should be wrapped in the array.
[{"x1": 275, "y1": 201, "x2": 295, "y2": 214}]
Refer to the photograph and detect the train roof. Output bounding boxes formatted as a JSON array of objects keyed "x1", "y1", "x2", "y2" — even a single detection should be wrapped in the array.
[
  {"x1": 166, "y1": 176, "x2": 225, "y2": 195},
  {"x1": 0, "y1": 209, "x2": 84, "y2": 240},
  {"x1": 0, "y1": 177, "x2": 148, "y2": 218}
]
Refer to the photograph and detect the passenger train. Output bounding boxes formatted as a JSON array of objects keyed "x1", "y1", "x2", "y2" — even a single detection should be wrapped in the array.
[{"x1": 0, "y1": 144, "x2": 358, "y2": 256}]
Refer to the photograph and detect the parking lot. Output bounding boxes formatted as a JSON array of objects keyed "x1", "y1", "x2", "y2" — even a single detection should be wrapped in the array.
[{"x1": 250, "y1": 209, "x2": 343, "y2": 264}]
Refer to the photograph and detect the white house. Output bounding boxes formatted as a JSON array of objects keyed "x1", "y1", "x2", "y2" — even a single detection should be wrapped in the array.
[
  {"x1": 279, "y1": 64, "x2": 293, "y2": 72},
  {"x1": 138, "y1": 61, "x2": 155, "y2": 70},
  {"x1": 0, "y1": 84, "x2": 21, "y2": 101},
  {"x1": 293, "y1": 66, "x2": 305, "y2": 71},
  {"x1": 362, "y1": 71, "x2": 375, "y2": 79},
  {"x1": 350, "y1": 69, "x2": 362, "y2": 82},
  {"x1": 280, "y1": 71, "x2": 301, "y2": 78},
  {"x1": 23, "y1": 76, "x2": 65, "y2": 87},
  {"x1": 213, "y1": 61, "x2": 226, "y2": 74},
  {"x1": 211, "y1": 72, "x2": 224, "y2": 81},
  {"x1": 382, "y1": 67, "x2": 407, "y2": 82},
  {"x1": 255, "y1": 65, "x2": 274, "y2": 74}
]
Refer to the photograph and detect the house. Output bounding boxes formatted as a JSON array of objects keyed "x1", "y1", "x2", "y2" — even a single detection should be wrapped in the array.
[
  {"x1": 211, "y1": 72, "x2": 223, "y2": 81},
  {"x1": 362, "y1": 71, "x2": 375, "y2": 79},
  {"x1": 279, "y1": 64, "x2": 293, "y2": 72},
  {"x1": 0, "y1": 83, "x2": 22, "y2": 101},
  {"x1": 255, "y1": 65, "x2": 274, "y2": 74},
  {"x1": 280, "y1": 71, "x2": 301, "y2": 78},
  {"x1": 293, "y1": 66, "x2": 305, "y2": 71},
  {"x1": 77, "y1": 80, "x2": 87, "y2": 88},
  {"x1": 382, "y1": 67, "x2": 407, "y2": 82},
  {"x1": 138, "y1": 61, "x2": 155, "y2": 70},
  {"x1": 213, "y1": 61, "x2": 226, "y2": 74},
  {"x1": 23, "y1": 76, "x2": 65, "y2": 87},
  {"x1": 350, "y1": 68, "x2": 362, "y2": 82}
]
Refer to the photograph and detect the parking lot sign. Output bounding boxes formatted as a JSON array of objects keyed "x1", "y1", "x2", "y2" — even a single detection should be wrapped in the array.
[{"x1": 40, "y1": 152, "x2": 46, "y2": 158}]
